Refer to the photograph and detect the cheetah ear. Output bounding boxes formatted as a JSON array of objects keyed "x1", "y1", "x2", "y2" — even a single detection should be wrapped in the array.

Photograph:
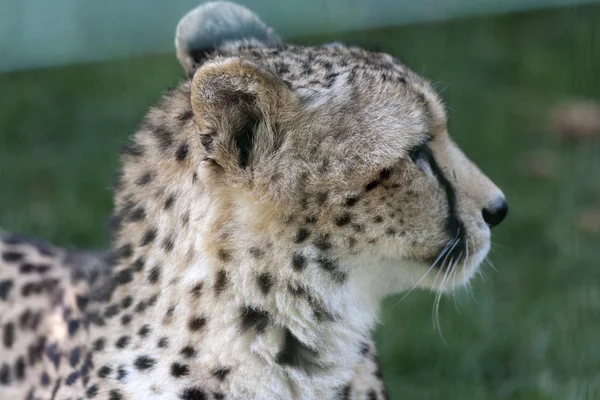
[
  {"x1": 175, "y1": 1, "x2": 281, "y2": 77},
  {"x1": 190, "y1": 57, "x2": 293, "y2": 171}
]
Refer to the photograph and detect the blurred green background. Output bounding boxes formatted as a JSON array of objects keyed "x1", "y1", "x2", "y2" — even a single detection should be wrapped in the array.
[{"x1": 1, "y1": 2, "x2": 599, "y2": 399}]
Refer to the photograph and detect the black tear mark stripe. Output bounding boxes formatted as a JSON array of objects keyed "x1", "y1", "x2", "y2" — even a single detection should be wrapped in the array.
[{"x1": 422, "y1": 146, "x2": 466, "y2": 258}]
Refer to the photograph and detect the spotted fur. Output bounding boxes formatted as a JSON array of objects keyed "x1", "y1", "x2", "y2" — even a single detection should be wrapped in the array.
[{"x1": 0, "y1": 2, "x2": 508, "y2": 399}]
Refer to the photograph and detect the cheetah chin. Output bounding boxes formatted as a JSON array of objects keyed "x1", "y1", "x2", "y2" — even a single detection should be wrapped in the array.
[{"x1": 0, "y1": 2, "x2": 507, "y2": 399}]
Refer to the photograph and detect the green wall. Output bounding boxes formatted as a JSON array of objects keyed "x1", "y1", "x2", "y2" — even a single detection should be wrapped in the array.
[{"x1": 1, "y1": 0, "x2": 597, "y2": 72}]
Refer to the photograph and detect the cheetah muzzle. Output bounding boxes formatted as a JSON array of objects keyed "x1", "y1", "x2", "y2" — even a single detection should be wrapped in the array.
[{"x1": 0, "y1": 1, "x2": 507, "y2": 399}]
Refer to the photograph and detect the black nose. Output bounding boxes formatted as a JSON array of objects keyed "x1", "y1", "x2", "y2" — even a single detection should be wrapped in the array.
[{"x1": 482, "y1": 197, "x2": 508, "y2": 228}]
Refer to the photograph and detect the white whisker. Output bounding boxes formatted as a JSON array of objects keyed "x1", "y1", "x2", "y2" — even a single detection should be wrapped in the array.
[
  {"x1": 433, "y1": 252, "x2": 462, "y2": 345},
  {"x1": 392, "y1": 237, "x2": 457, "y2": 307},
  {"x1": 484, "y1": 257, "x2": 498, "y2": 272}
]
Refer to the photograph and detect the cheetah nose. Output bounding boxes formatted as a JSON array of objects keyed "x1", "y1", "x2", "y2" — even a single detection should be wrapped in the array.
[{"x1": 482, "y1": 197, "x2": 508, "y2": 228}]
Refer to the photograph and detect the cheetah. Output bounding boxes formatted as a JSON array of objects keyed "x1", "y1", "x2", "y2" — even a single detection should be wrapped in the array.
[{"x1": 0, "y1": 2, "x2": 509, "y2": 399}]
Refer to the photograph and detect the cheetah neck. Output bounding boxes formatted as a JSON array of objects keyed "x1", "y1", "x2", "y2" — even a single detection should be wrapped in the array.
[{"x1": 95, "y1": 192, "x2": 383, "y2": 399}]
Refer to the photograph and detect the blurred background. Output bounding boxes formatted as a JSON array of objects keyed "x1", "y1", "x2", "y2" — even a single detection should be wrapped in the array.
[{"x1": 1, "y1": 0, "x2": 599, "y2": 398}]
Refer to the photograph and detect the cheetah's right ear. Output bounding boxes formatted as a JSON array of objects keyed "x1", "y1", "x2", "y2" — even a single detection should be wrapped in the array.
[
  {"x1": 176, "y1": 1, "x2": 281, "y2": 77},
  {"x1": 191, "y1": 57, "x2": 294, "y2": 172}
]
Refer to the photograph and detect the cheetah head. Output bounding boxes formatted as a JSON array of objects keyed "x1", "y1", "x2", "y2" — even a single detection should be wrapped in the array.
[
  {"x1": 186, "y1": 51, "x2": 507, "y2": 294},
  {"x1": 121, "y1": 2, "x2": 508, "y2": 307}
]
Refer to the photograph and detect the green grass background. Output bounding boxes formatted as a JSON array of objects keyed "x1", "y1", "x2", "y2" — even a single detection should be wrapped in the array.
[{"x1": 1, "y1": 4, "x2": 599, "y2": 399}]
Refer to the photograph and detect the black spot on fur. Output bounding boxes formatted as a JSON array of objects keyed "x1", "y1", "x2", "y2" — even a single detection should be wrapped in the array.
[
  {"x1": 275, "y1": 61, "x2": 290, "y2": 74},
  {"x1": 69, "y1": 347, "x2": 81, "y2": 367},
  {"x1": 14, "y1": 358, "x2": 25, "y2": 379},
  {"x1": 3, "y1": 322, "x2": 14, "y2": 348},
  {"x1": 344, "y1": 195, "x2": 360, "y2": 207},
  {"x1": 136, "y1": 172, "x2": 153, "y2": 186},
  {"x1": 292, "y1": 253, "x2": 307, "y2": 272},
  {"x1": 188, "y1": 316, "x2": 206, "y2": 332},
  {"x1": 180, "y1": 346, "x2": 196, "y2": 358},
  {"x1": 0, "y1": 280, "x2": 13, "y2": 300},
  {"x1": 365, "y1": 180, "x2": 380, "y2": 191},
  {"x1": 214, "y1": 270, "x2": 228, "y2": 294},
  {"x1": 97, "y1": 365, "x2": 111, "y2": 378},
  {"x1": 305, "y1": 215, "x2": 318, "y2": 224},
  {"x1": 132, "y1": 257, "x2": 145, "y2": 272},
  {"x1": 147, "y1": 294, "x2": 158, "y2": 306},
  {"x1": 114, "y1": 243, "x2": 133, "y2": 261},
  {"x1": 65, "y1": 371, "x2": 79, "y2": 386},
  {"x1": 109, "y1": 389, "x2": 123, "y2": 400},
  {"x1": 148, "y1": 266, "x2": 161, "y2": 284},
  {"x1": 104, "y1": 304, "x2": 120, "y2": 318},
  {"x1": 162, "y1": 237, "x2": 175, "y2": 252},
  {"x1": 134, "y1": 300, "x2": 147, "y2": 314},
  {"x1": 76, "y1": 295, "x2": 89, "y2": 311},
  {"x1": 248, "y1": 247, "x2": 263, "y2": 258},
  {"x1": 335, "y1": 213, "x2": 352, "y2": 226},
  {"x1": 40, "y1": 371, "x2": 50, "y2": 386},
  {"x1": 241, "y1": 306, "x2": 270, "y2": 334},
  {"x1": 339, "y1": 384, "x2": 351, "y2": 399},
  {"x1": 176, "y1": 142, "x2": 189, "y2": 161},
  {"x1": 217, "y1": 249, "x2": 232, "y2": 262},
  {"x1": 120, "y1": 314, "x2": 132, "y2": 326},
  {"x1": 257, "y1": 273, "x2": 273, "y2": 295},
  {"x1": 313, "y1": 233, "x2": 332, "y2": 250},
  {"x1": 92, "y1": 338, "x2": 105, "y2": 352},
  {"x1": 380, "y1": 168, "x2": 392, "y2": 180},
  {"x1": 121, "y1": 296, "x2": 133, "y2": 309},
  {"x1": 154, "y1": 125, "x2": 174, "y2": 150},
  {"x1": 157, "y1": 337, "x2": 169, "y2": 348},
  {"x1": 177, "y1": 109, "x2": 194, "y2": 122},
  {"x1": 68, "y1": 319, "x2": 80, "y2": 336},
  {"x1": 128, "y1": 207, "x2": 146, "y2": 222},
  {"x1": 163, "y1": 306, "x2": 175, "y2": 322},
  {"x1": 317, "y1": 257, "x2": 347, "y2": 283},
  {"x1": 140, "y1": 228, "x2": 157, "y2": 246},
  {"x1": 86, "y1": 384, "x2": 99, "y2": 398},
  {"x1": 134, "y1": 355, "x2": 156, "y2": 371},
  {"x1": 190, "y1": 282, "x2": 203, "y2": 299},
  {"x1": 288, "y1": 284, "x2": 306, "y2": 297},
  {"x1": 171, "y1": 362, "x2": 190, "y2": 378},
  {"x1": 294, "y1": 228, "x2": 311, "y2": 243},
  {"x1": 115, "y1": 336, "x2": 130, "y2": 349},
  {"x1": 117, "y1": 365, "x2": 127, "y2": 381},
  {"x1": 2, "y1": 251, "x2": 23, "y2": 262},
  {"x1": 164, "y1": 195, "x2": 176, "y2": 210},
  {"x1": 0, "y1": 363, "x2": 9, "y2": 384},
  {"x1": 211, "y1": 367, "x2": 230, "y2": 381},
  {"x1": 180, "y1": 386, "x2": 207, "y2": 400},
  {"x1": 115, "y1": 268, "x2": 134, "y2": 286}
]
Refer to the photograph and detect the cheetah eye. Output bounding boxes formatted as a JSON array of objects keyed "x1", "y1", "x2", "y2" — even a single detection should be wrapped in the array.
[
  {"x1": 408, "y1": 136, "x2": 433, "y2": 164},
  {"x1": 409, "y1": 143, "x2": 428, "y2": 163}
]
